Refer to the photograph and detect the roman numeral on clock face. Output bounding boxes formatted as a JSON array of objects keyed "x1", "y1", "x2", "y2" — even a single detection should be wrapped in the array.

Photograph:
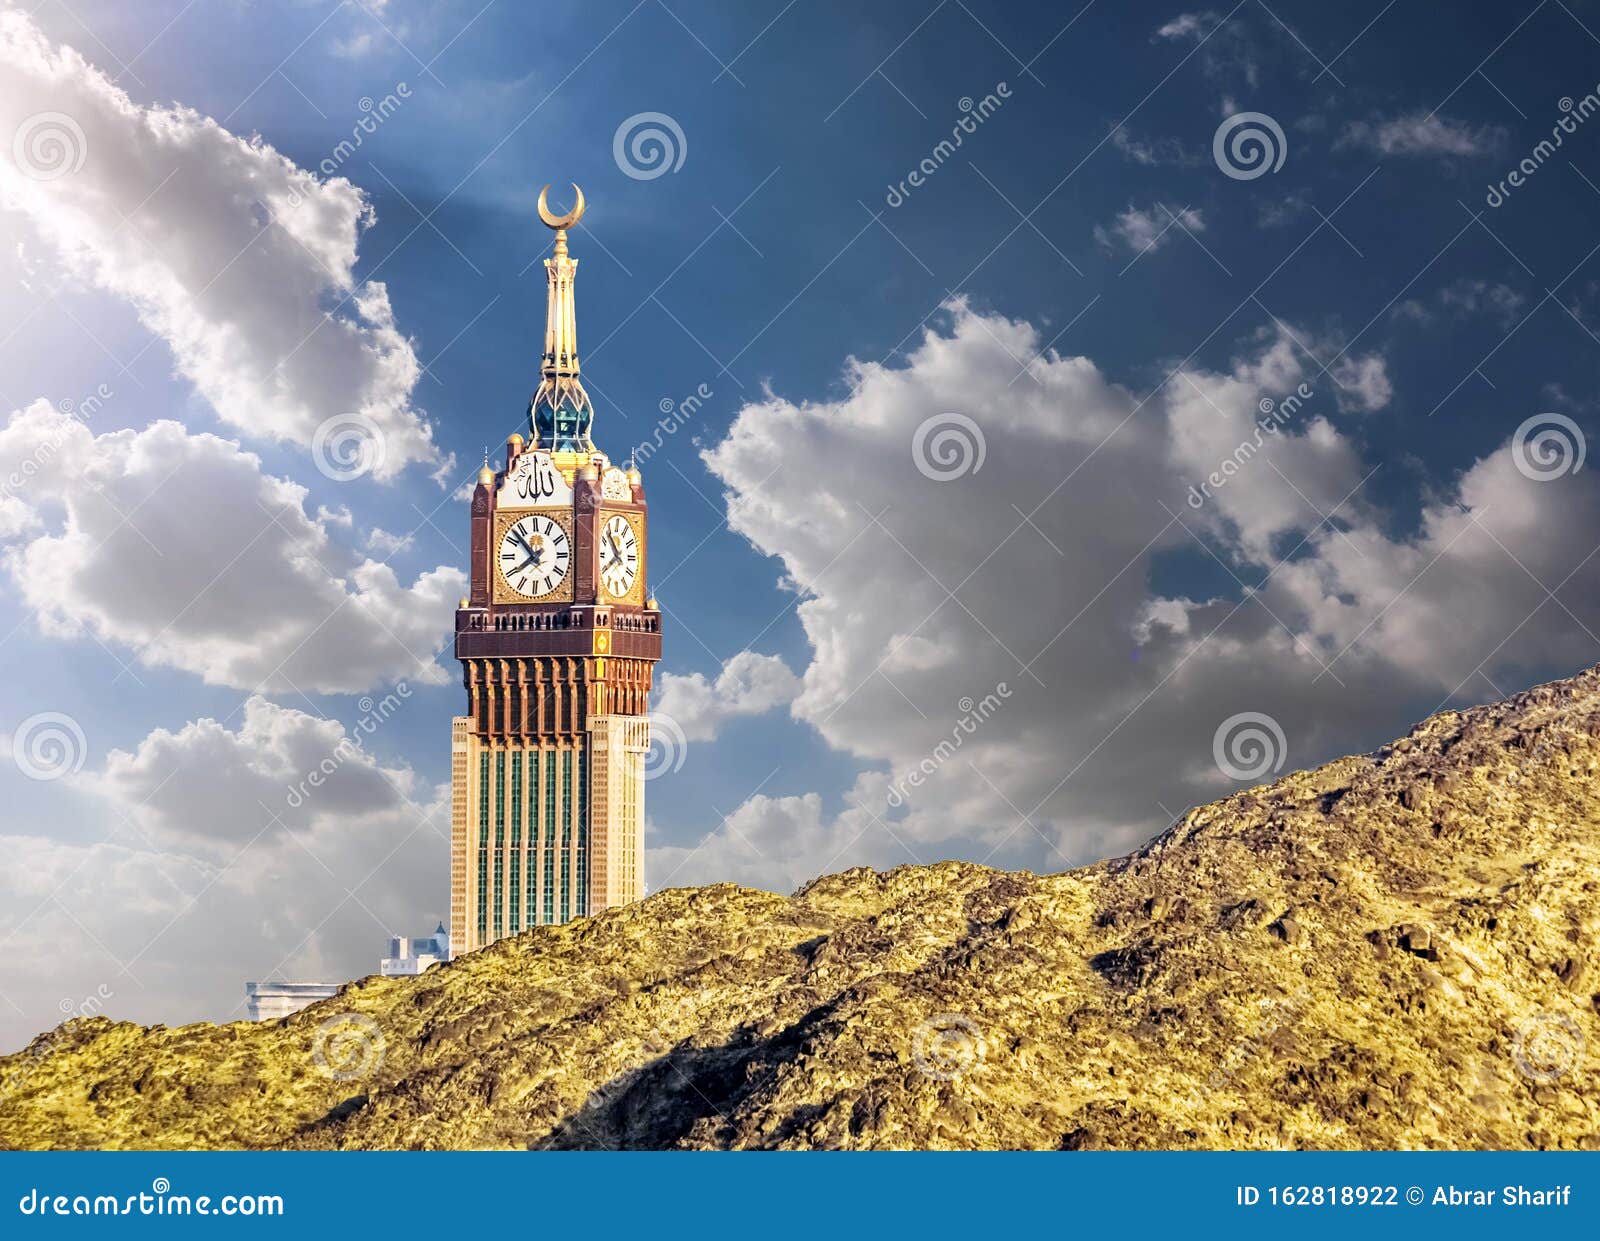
[
  {"x1": 498, "y1": 514, "x2": 571, "y2": 599},
  {"x1": 600, "y1": 513, "x2": 640, "y2": 598}
]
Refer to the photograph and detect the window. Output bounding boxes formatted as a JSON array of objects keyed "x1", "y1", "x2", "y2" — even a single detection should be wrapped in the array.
[
  {"x1": 476, "y1": 752, "x2": 489, "y2": 941},
  {"x1": 543, "y1": 750, "x2": 556, "y2": 925},
  {"x1": 493, "y1": 751, "x2": 505, "y2": 940},
  {"x1": 510, "y1": 752, "x2": 522, "y2": 935},
  {"x1": 560, "y1": 749, "x2": 572, "y2": 922}
]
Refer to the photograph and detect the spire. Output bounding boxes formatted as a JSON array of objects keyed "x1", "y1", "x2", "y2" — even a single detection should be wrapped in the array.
[{"x1": 530, "y1": 182, "x2": 593, "y2": 456}]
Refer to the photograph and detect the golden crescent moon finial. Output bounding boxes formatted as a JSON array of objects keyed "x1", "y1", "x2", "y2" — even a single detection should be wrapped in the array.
[{"x1": 537, "y1": 182, "x2": 586, "y2": 231}]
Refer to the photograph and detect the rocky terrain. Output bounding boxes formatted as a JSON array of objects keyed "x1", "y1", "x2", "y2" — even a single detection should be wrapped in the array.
[{"x1": 3, "y1": 667, "x2": 1598, "y2": 1149}]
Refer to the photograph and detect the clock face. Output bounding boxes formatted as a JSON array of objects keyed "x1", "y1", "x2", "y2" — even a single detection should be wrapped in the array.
[
  {"x1": 599, "y1": 513, "x2": 639, "y2": 599},
  {"x1": 498, "y1": 514, "x2": 570, "y2": 599}
]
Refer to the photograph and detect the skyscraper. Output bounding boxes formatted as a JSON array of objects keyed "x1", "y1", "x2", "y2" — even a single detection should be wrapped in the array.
[{"x1": 449, "y1": 184, "x2": 661, "y2": 955}]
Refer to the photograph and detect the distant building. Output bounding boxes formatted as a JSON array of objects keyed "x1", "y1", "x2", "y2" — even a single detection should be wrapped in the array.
[
  {"x1": 380, "y1": 923, "x2": 451, "y2": 976},
  {"x1": 244, "y1": 980, "x2": 340, "y2": 1021},
  {"x1": 245, "y1": 923, "x2": 451, "y2": 1019}
]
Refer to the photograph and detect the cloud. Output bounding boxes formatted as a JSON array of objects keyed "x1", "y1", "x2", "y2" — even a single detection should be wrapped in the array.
[
  {"x1": 655, "y1": 649, "x2": 800, "y2": 742},
  {"x1": 0, "y1": 9, "x2": 442, "y2": 479},
  {"x1": 365, "y1": 526, "x2": 415, "y2": 556},
  {"x1": 1109, "y1": 128, "x2": 1199, "y2": 167},
  {"x1": 0, "y1": 698, "x2": 443, "y2": 1050},
  {"x1": 1337, "y1": 112, "x2": 1505, "y2": 158},
  {"x1": 660, "y1": 301, "x2": 1600, "y2": 895},
  {"x1": 1153, "y1": 10, "x2": 1259, "y2": 91},
  {"x1": 0, "y1": 400, "x2": 462, "y2": 693},
  {"x1": 1395, "y1": 280, "x2": 1527, "y2": 329},
  {"x1": 1095, "y1": 203, "x2": 1205, "y2": 255}
]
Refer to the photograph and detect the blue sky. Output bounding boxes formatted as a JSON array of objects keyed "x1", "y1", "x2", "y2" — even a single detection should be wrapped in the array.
[{"x1": 2, "y1": 0, "x2": 1600, "y2": 1047}]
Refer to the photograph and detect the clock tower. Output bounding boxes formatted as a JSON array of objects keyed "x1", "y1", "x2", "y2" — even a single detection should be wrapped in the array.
[{"x1": 449, "y1": 184, "x2": 661, "y2": 955}]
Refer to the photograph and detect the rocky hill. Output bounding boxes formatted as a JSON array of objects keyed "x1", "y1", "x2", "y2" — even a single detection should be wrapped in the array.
[{"x1": 3, "y1": 668, "x2": 1599, "y2": 1149}]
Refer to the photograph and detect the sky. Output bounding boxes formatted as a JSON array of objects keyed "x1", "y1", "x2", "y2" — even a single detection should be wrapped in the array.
[{"x1": 1, "y1": 0, "x2": 1599, "y2": 1049}]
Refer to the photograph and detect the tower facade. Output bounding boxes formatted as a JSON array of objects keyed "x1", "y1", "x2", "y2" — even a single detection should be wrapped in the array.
[{"x1": 449, "y1": 184, "x2": 661, "y2": 956}]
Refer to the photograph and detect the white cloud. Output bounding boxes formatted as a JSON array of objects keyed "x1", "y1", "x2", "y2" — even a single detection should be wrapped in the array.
[
  {"x1": 658, "y1": 301, "x2": 1600, "y2": 895},
  {"x1": 655, "y1": 649, "x2": 800, "y2": 742},
  {"x1": 1095, "y1": 203, "x2": 1205, "y2": 255},
  {"x1": 0, "y1": 399, "x2": 462, "y2": 693},
  {"x1": 365, "y1": 526, "x2": 415, "y2": 556},
  {"x1": 1109, "y1": 128, "x2": 1197, "y2": 167},
  {"x1": 0, "y1": 10, "x2": 442, "y2": 479},
  {"x1": 0, "y1": 698, "x2": 443, "y2": 1050},
  {"x1": 1156, "y1": 12, "x2": 1212, "y2": 40},
  {"x1": 1338, "y1": 112, "x2": 1505, "y2": 158}
]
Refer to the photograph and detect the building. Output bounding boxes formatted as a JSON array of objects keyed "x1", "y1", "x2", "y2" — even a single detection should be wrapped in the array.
[
  {"x1": 449, "y1": 183, "x2": 662, "y2": 955},
  {"x1": 244, "y1": 980, "x2": 341, "y2": 1022},
  {"x1": 246, "y1": 923, "x2": 452, "y2": 1018},
  {"x1": 380, "y1": 923, "x2": 450, "y2": 976}
]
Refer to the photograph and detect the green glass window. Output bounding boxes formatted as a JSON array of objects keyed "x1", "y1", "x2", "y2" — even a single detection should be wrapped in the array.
[
  {"x1": 543, "y1": 750, "x2": 556, "y2": 925},
  {"x1": 510, "y1": 752, "x2": 522, "y2": 935},
  {"x1": 560, "y1": 749, "x2": 572, "y2": 922},
  {"x1": 493, "y1": 751, "x2": 505, "y2": 940},
  {"x1": 476, "y1": 751, "x2": 489, "y2": 941}
]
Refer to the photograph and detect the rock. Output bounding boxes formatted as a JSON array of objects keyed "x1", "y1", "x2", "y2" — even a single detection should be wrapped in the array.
[{"x1": 6, "y1": 664, "x2": 1600, "y2": 1151}]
